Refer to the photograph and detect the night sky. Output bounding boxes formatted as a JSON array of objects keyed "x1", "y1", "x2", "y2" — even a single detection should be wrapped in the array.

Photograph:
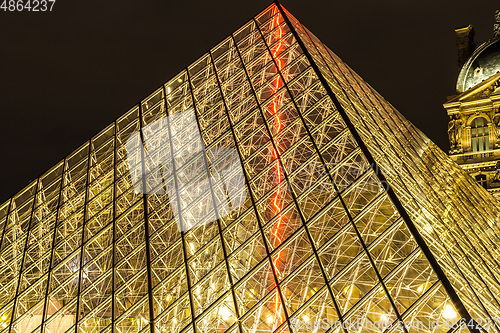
[{"x1": 0, "y1": 0, "x2": 499, "y2": 203}]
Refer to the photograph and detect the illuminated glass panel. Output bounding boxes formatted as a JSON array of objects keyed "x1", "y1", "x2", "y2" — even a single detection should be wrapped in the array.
[{"x1": 471, "y1": 117, "x2": 490, "y2": 152}]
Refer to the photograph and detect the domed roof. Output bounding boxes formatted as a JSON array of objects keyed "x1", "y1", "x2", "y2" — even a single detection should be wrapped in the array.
[{"x1": 456, "y1": 37, "x2": 500, "y2": 93}]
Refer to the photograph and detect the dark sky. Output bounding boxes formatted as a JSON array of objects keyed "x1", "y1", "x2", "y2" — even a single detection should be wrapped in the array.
[{"x1": 0, "y1": 0, "x2": 499, "y2": 203}]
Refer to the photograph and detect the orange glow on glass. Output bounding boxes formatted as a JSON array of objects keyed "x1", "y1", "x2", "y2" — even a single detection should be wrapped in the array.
[{"x1": 270, "y1": 11, "x2": 285, "y2": 327}]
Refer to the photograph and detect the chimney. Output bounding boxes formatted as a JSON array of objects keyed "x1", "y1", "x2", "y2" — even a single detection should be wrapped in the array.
[
  {"x1": 455, "y1": 25, "x2": 476, "y2": 69},
  {"x1": 495, "y1": 9, "x2": 500, "y2": 37}
]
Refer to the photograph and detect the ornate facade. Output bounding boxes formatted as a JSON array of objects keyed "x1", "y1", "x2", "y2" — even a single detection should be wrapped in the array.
[{"x1": 444, "y1": 10, "x2": 500, "y2": 197}]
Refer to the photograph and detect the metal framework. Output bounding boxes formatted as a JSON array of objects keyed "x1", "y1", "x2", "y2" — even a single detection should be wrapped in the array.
[{"x1": 1, "y1": 3, "x2": 500, "y2": 333}]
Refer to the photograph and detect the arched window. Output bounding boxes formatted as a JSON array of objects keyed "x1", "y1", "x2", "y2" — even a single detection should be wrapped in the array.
[
  {"x1": 471, "y1": 117, "x2": 489, "y2": 152},
  {"x1": 475, "y1": 174, "x2": 487, "y2": 189}
]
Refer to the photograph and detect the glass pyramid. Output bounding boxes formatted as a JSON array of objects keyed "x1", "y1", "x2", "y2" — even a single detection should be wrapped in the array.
[{"x1": 1, "y1": 3, "x2": 500, "y2": 333}]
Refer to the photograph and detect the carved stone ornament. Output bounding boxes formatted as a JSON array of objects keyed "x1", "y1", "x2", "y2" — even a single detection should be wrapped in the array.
[{"x1": 448, "y1": 118, "x2": 457, "y2": 148}]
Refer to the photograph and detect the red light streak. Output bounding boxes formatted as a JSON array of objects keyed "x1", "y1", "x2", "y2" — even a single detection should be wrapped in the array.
[{"x1": 269, "y1": 11, "x2": 285, "y2": 328}]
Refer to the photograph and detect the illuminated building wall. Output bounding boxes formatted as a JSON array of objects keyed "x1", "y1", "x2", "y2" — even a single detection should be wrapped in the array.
[
  {"x1": 445, "y1": 13, "x2": 500, "y2": 197},
  {"x1": 1, "y1": 3, "x2": 500, "y2": 333}
]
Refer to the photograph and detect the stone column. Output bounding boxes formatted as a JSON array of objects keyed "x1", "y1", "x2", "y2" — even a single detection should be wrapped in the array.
[
  {"x1": 464, "y1": 126, "x2": 471, "y2": 152},
  {"x1": 489, "y1": 123, "x2": 496, "y2": 149}
]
